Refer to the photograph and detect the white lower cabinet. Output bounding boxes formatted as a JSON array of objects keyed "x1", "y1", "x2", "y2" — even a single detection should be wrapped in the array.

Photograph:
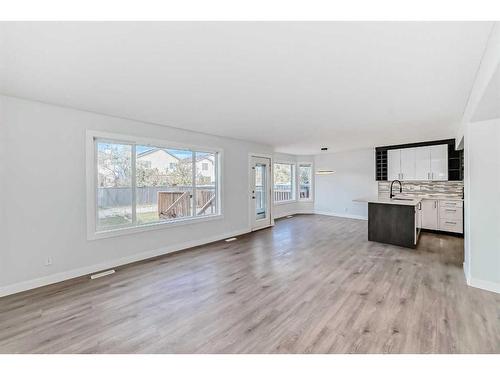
[
  {"x1": 421, "y1": 199, "x2": 439, "y2": 230},
  {"x1": 438, "y1": 218, "x2": 463, "y2": 234},
  {"x1": 438, "y1": 200, "x2": 463, "y2": 233},
  {"x1": 420, "y1": 199, "x2": 463, "y2": 233}
]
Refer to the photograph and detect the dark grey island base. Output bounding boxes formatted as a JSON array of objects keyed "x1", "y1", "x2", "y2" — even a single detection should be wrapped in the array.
[{"x1": 368, "y1": 202, "x2": 418, "y2": 249}]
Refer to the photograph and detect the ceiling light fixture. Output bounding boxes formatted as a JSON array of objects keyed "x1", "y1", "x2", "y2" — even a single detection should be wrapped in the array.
[{"x1": 316, "y1": 169, "x2": 335, "y2": 175}]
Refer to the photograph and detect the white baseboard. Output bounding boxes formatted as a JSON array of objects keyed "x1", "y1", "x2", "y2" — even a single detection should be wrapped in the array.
[
  {"x1": 0, "y1": 227, "x2": 251, "y2": 298},
  {"x1": 313, "y1": 210, "x2": 368, "y2": 221},
  {"x1": 464, "y1": 261, "x2": 499, "y2": 294},
  {"x1": 467, "y1": 276, "x2": 500, "y2": 294},
  {"x1": 463, "y1": 261, "x2": 470, "y2": 284}
]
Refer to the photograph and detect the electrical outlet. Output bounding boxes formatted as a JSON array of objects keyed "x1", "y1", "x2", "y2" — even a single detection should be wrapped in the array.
[{"x1": 45, "y1": 257, "x2": 52, "y2": 266}]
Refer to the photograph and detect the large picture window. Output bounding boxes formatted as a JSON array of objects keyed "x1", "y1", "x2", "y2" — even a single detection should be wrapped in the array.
[
  {"x1": 273, "y1": 163, "x2": 296, "y2": 202},
  {"x1": 93, "y1": 136, "x2": 220, "y2": 235}
]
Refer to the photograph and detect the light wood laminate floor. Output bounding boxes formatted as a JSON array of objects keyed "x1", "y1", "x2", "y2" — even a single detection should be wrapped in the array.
[{"x1": 1, "y1": 215, "x2": 499, "y2": 353}]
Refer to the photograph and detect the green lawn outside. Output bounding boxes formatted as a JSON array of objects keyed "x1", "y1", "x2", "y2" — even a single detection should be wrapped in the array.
[{"x1": 98, "y1": 208, "x2": 160, "y2": 227}]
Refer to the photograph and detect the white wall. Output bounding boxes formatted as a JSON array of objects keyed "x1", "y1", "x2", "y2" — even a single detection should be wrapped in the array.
[
  {"x1": 459, "y1": 22, "x2": 500, "y2": 294},
  {"x1": 456, "y1": 22, "x2": 500, "y2": 144},
  {"x1": 314, "y1": 148, "x2": 377, "y2": 219},
  {"x1": 471, "y1": 63, "x2": 500, "y2": 122},
  {"x1": 464, "y1": 118, "x2": 500, "y2": 293},
  {"x1": 0, "y1": 96, "x2": 274, "y2": 296},
  {"x1": 0, "y1": 99, "x2": 6, "y2": 259}
]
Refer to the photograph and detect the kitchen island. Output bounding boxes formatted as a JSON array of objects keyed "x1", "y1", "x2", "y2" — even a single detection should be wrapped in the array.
[{"x1": 355, "y1": 197, "x2": 422, "y2": 248}]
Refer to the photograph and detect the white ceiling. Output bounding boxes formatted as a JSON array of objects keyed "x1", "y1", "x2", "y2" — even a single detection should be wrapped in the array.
[{"x1": 0, "y1": 22, "x2": 494, "y2": 154}]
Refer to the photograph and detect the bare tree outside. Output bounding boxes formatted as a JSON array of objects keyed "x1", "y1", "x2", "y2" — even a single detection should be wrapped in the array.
[
  {"x1": 273, "y1": 163, "x2": 292, "y2": 185},
  {"x1": 97, "y1": 143, "x2": 132, "y2": 188}
]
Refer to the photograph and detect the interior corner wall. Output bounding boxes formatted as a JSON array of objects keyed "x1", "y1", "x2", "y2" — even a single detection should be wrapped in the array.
[
  {"x1": 313, "y1": 148, "x2": 377, "y2": 220},
  {"x1": 0, "y1": 95, "x2": 273, "y2": 296},
  {"x1": 464, "y1": 118, "x2": 500, "y2": 293}
]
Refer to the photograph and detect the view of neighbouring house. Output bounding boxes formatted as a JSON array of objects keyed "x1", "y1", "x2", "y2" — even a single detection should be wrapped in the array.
[
  {"x1": 137, "y1": 148, "x2": 180, "y2": 172},
  {"x1": 97, "y1": 144, "x2": 217, "y2": 229}
]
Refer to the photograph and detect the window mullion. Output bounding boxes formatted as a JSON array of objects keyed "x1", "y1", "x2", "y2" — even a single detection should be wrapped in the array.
[
  {"x1": 192, "y1": 151, "x2": 196, "y2": 217},
  {"x1": 131, "y1": 144, "x2": 137, "y2": 225},
  {"x1": 215, "y1": 153, "x2": 219, "y2": 214},
  {"x1": 94, "y1": 138, "x2": 99, "y2": 232}
]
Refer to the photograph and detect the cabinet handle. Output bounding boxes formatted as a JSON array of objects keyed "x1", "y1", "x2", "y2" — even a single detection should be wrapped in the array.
[
  {"x1": 445, "y1": 221, "x2": 457, "y2": 225},
  {"x1": 427, "y1": 172, "x2": 430, "y2": 180},
  {"x1": 445, "y1": 209, "x2": 456, "y2": 212},
  {"x1": 434, "y1": 201, "x2": 437, "y2": 209}
]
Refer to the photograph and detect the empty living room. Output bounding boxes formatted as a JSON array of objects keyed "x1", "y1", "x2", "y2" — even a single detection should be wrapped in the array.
[{"x1": 1, "y1": 1, "x2": 500, "y2": 373}]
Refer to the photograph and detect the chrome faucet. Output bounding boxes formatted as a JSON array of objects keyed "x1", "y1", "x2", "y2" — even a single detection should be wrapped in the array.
[{"x1": 390, "y1": 180, "x2": 402, "y2": 199}]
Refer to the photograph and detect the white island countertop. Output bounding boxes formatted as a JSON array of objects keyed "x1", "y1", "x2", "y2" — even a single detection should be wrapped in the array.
[{"x1": 353, "y1": 197, "x2": 422, "y2": 206}]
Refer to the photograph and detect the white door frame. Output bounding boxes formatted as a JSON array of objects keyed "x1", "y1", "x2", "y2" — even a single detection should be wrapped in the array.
[{"x1": 248, "y1": 153, "x2": 274, "y2": 230}]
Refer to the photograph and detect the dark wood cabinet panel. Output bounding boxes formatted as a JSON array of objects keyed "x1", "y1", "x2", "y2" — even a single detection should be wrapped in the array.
[
  {"x1": 368, "y1": 203, "x2": 416, "y2": 248},
  {"x1": 375, "y1": 149, "x2": 388, "y2": 181}
]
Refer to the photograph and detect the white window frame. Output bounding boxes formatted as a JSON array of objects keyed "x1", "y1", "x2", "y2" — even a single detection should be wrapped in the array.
[
  {"x1": 86, "y1": 130, "x2": 223, "y2": 240},
  {"x1": 272, "y1": 161, "x2": 297, "y2": 205},
  {"x1": 297, "y1": 162, "x2": 314, "y2": 202},
  {"x1": 248, "y1": 152, "x2": 275, "y2": 229}
]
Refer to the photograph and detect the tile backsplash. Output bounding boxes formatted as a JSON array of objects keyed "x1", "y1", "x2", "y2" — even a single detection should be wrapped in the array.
[{"x1": 378, "y1": 180, "x2": 464, "y2": 199}]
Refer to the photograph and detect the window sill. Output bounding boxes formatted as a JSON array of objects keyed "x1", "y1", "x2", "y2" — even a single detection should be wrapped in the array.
[
  {"x1": 274, "y1": 200, "x2": 297, "y2": 206},
  {"x1": 88, "y1": 213, "x2": 224, "y2": 240}
]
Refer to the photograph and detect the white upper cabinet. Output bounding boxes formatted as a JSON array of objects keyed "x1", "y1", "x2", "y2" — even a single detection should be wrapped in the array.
[
  {"x1": 387, "y1": 149, "x2": 401, "y2": 181},
  {"x1": 429, "y1": 144, "x2": 448, "y2": 180},
  {"x1": 388, "y1": 148, "x2": 416, "y2": 181},
  {"x1": 400, "y1": 148, "x2": 416, "y2": 180},
  {"x1": 387, "y1": 150, "x2": 401, "y2": 181},
  {"x1": 386, "y1": 144, "x2": 448, "y2": 181},
  {"x1": 415, "y1": 146, "x2": 431, "y2": 180}
]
